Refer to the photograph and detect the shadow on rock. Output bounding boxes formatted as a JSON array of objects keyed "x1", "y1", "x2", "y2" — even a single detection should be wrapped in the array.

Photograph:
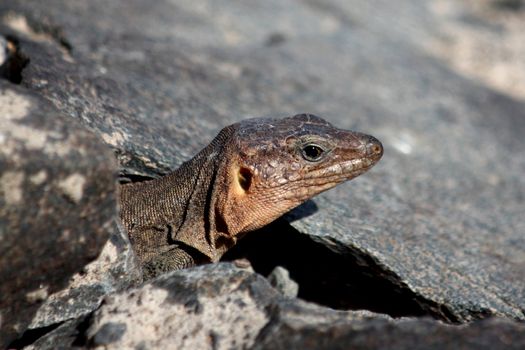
[{"x1": 223, "y1": 216, "x2": 431, "y2": 319}]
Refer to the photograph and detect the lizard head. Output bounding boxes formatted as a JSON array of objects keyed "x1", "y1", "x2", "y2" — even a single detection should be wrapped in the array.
[{"x1": 213, "y1": 113, "x2": 383, "y2": 241}]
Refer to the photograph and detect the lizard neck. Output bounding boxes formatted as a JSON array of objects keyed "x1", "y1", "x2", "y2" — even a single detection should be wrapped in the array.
[{"x1": 120, "y1": 126, "x2": 236, "y2": 262}]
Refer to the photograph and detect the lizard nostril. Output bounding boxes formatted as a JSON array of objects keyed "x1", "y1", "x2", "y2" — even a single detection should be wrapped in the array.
[{"x1": 366, "y1": 137, "x2": 383, "y2": 159}]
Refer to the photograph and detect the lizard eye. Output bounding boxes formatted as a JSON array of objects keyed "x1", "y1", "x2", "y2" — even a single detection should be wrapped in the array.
[{"x1": 301, "y1": 144, "x2": 325, "y2": 162}]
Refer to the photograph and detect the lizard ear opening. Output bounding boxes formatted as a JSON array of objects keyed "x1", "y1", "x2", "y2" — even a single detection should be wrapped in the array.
[{"x1": 237, "y1": 166, "x2": 253, "y2": 192}]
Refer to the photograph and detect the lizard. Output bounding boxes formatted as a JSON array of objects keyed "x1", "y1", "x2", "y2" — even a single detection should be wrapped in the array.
[{"x1": 119, "y1": 114, "x2": 383, "y2": 279}]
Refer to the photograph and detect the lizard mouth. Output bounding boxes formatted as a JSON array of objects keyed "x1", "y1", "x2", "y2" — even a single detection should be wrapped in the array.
[
  {"x1": 279, "y1": 155, "x2": 380, "y2": 202},
  {"x1": 312, "y1": 134, "x2": 383, "y2": 181},
  {"x1": 304, "y1": 152, "x2": 381, "y2": 182}
]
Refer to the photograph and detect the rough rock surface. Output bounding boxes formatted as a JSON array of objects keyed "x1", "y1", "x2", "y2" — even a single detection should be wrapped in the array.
[
  {"x1": 428, "y1": 0, "x2": 525, "y2": 99},
  {"x1": 0, "y1": 0, "x2": 524, "y2": 348},
  {"x1": 28, "y1": 223, "x2": 141, "y2": 330},
  {"x1": 254, "y1": 312, "x2": 525, "y2": 350},
  {"x1": 80, "y1": 264, "x2": 525, "y2": 349},
  {"x1": 267, "y1": 266, "x2": 299, "y2": 298},
  {"x1": 87, "y1": 263, "x2": 273, "y2": 349},
  {"x1": 0, "y1": 81, "x2": 117, "y2": 347}
]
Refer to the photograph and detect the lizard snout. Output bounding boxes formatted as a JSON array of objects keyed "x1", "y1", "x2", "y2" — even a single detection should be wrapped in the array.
[{"x1": 365, "y1": 135, "x2": 383, "y2": 161}]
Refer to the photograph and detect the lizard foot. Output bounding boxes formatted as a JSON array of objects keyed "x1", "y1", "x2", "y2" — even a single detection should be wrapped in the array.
[{"x1": 142, "y1": 246, "x2": 196, "y2": 280}]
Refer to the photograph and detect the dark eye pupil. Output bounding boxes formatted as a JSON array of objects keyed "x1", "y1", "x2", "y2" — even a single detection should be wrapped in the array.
[{"x1": 303, "y1": 145, "x2": 324, "y2": 160}]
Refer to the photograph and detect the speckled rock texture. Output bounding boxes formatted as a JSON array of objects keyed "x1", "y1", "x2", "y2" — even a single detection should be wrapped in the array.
[
  {"x1": 254, "y1": 312, "x2": 525, "y2": 350},
  {"x1": 87, "y1": 263, "x2": 273, "y2": 349},
  {"x1": 28, "y1": 223, "x2": 141, "y2": 330},
  {"x1": 0, "y1": 82, "x2": 117, "y2": 347},
  {"x1": 1, "y1": 0, "x2": 525, "y2": 348},
  {"x1": 44, "y1": 263, "x2": 525, "y2": 350}
]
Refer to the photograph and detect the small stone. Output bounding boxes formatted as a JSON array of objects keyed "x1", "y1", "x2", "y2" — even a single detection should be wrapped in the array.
[
  {"x1": 267, "y1": 266, "x2": 299, "y2": 298},
  {"x1": 233, "y1": 258, "x2": 252, "y2": 270},
  {"x1": 25, "y1": 286, "x2": 49, "y2": 303}
]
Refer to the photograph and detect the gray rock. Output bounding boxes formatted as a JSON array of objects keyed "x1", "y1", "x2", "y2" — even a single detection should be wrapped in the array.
[
  {"x1": 24, "y1": 318, "x2": 86, "y2": 350},
  {"x1": 1, "y1": 0, "x2": 525, "y2": 346},
  {"x1": 29, "y1": 222, "x2": 141, "y2": 329},
  {"x1": 82, "y1": 263, "x2": 525, "y2": 350},
  {"x1": 254, "y1": 315, "x2": 525, "y2": 350},
  {"x1": 0, "y1": 82, "x2": 117, "y2": 347},
  {"x1": 87, "y1": 263, "x2": 279, "y2": 349},
  {"x1": 267, "y1": 266, "x2": 299, "y2": 298}
]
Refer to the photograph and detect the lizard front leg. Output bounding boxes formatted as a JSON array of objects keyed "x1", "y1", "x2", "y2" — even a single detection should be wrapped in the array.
[
  {"x1": 142, "y1": 245, "x2": 196, "y2": 279},
  {"x1": 127, "y1": 224, "x2": 207, "y2": 280}
]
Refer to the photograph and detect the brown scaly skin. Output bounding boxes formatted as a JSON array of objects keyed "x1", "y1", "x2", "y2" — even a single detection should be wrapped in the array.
[{"x1": 119, "y1": 114, "x2": 383, "y2": 279}]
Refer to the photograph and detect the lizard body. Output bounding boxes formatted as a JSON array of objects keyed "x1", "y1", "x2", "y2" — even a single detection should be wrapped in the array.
[{"x1": 120, "y1": 114, "x2": 383, "y2": 279}]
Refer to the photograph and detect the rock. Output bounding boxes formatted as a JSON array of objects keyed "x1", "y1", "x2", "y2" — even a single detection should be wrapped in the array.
[
  {"x1": 86, "y1": 263, "x2": 278, "y2": 349},
  {"x1": 0, "y1": 82, "x2": 117, "y2": 347},
  {"x1": 28, "y1": 223, "x2": 141, "y2": 329},
  {"x1": 23, "y1": 318, "x2": 86, "y2": 350},
  {"x1": 254, "y1": 315, "x2": 525, "y2": 350},
  {"x1": 428, "y1": 0, "x2": 525, "y2": 100},
  {"x1": 267, "y1": 266, "x2": 299, "y2": 298},
  {"x1": 1, "y1": 0, "x2": 525, "y2": 346},
  {"x1": 81, "y1": 263, "x2": 524, "y2": 350}
]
